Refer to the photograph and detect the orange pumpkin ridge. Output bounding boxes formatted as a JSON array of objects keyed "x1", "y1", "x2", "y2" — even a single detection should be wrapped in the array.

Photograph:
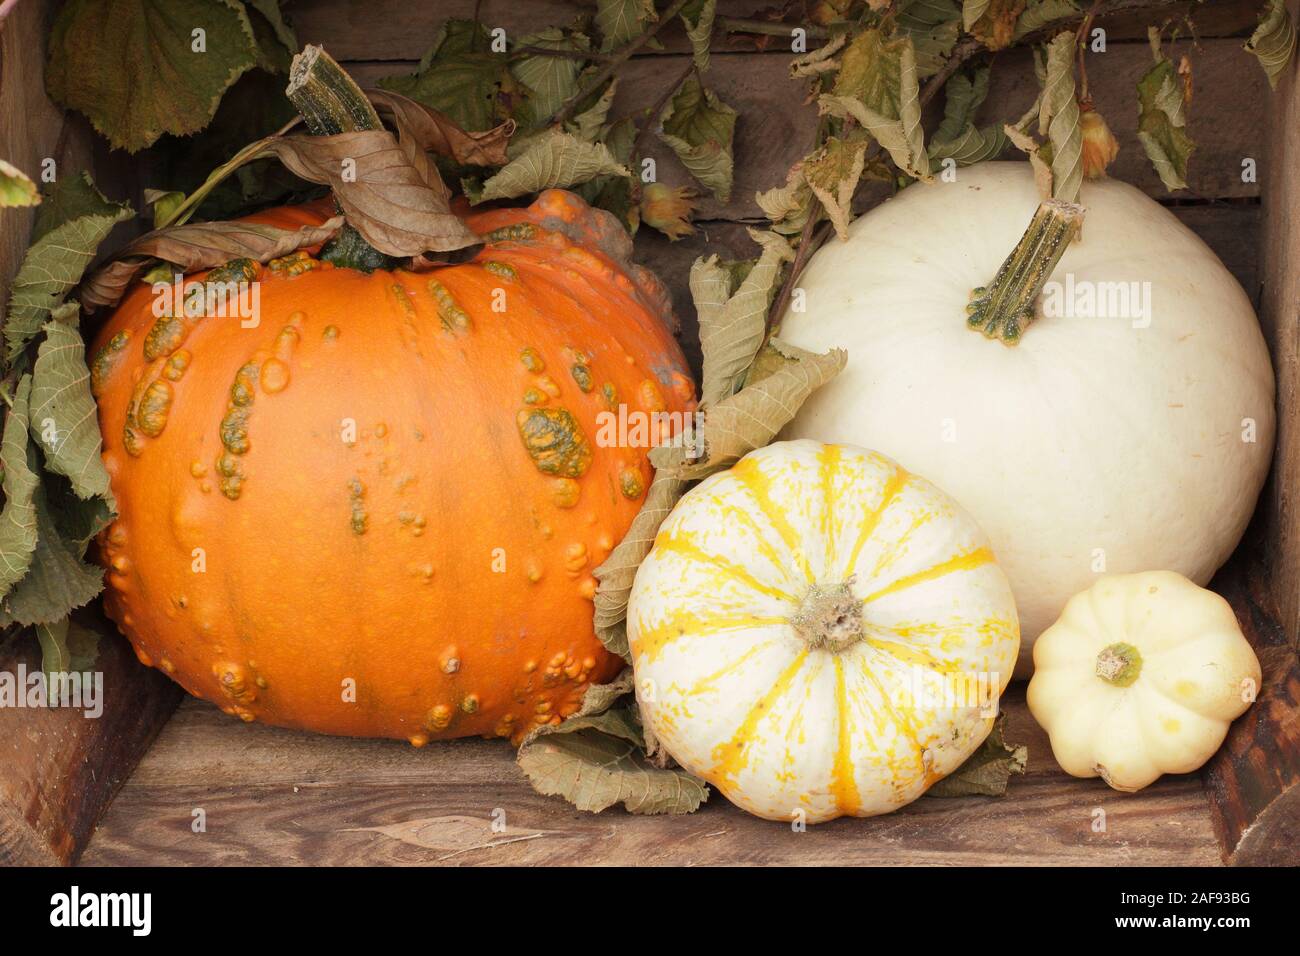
[{"x1": 92, "y1": 190, "x2": 694, "y2": 746}]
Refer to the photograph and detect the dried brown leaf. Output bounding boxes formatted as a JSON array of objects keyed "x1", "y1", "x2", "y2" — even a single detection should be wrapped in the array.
[
  {"x1": 81, "y1": 217, "x2": 343, "y2": 310},
  {"x1": 367, "y1": 89, "x2": 514, "y2": 168},
  {"x1": 261, "y1": 132, "x2": 479, "y2": 256}
]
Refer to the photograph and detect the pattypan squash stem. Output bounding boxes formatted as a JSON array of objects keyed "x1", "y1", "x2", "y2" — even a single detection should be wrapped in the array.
[
  {"x1": 792, "y1": 580, "x2": 864, "y2": 653},
  {"x1": 1096, "y1": 642, "x2": 1143, "y2": 687},
  {"x1": 966, "y1": 199, "x2": 1085, "y2": 345},
  {"x1": 286, "y1": 45, "x2": 394, "y2": 273}
]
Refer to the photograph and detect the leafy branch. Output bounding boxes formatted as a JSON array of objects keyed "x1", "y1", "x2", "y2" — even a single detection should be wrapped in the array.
[{"x1": 551, "y1": 0, "x2": 695, "y2": 126}]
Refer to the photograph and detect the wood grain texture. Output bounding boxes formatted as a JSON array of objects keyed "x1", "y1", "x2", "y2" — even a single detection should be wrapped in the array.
[
  {"x1": 354, "y1": 37, "x2": 1266, "y2": 226},
  {"x1": 0, "y1": 0, "x2": 95, "y2": 307},
  {"x1": 1204, "y1": 552, "x2": 1300, "y2": 865},
  {"x1": 288, "y1": 0, "x2": 1267, "y2": 62},
  {"x1": 0, "y1": 625, "x2": 183, "y2": 866},
  {"x1": 0, "y1": 0, "x2": 175, "y2": 867},
  {"x1": 985, "y1": 40, "x2": 1268, "y2": 201},
  {"x1": 81, "y1": 685, "x2": 1220, "y2": 865},
  {"x1": 1257, "y1": 0, "x2": 1300, "y2": 644}
]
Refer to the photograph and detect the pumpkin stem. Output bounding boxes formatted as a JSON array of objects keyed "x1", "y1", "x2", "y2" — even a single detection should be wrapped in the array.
[
  {"x1": 965, "y1": 199, "x2": 1085, "y2": 345},
  {"x1": 1096, "y1": 642, "x2": 1143, "y2": 687},
  {"x1": 792, "y1": 580, "x2": 864, "y2": 653},
  {"x1": 285, "y1": 45, "x2": 394, "y2": 272}
]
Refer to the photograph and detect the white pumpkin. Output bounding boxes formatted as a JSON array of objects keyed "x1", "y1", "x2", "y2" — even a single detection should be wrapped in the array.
[
  {"x1": 1027, "y1": 571, "x2": 1261, "y2": 792},
  {"x1": 778, "y1": 162, "x2": 1275, "y2": 672},
  {"x1": 627, "y1": 439, "x2": 1019, "y2": 822}
]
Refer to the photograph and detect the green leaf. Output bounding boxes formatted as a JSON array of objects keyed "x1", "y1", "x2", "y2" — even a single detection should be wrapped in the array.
[
  {"x1": 695, "y1": 230, "x2": 794, "y2": 408},
  {"x1": 4, "y1": 173, "x2": 133, "y2": 363},
  {"x1": 568, "y1": 79, "x2": 618, "y2": 143},
  {"x1": 658, "y1": 71, "x2": 738, "y2": 202},
  {"x1": 0, "y1": 376, "x2": 39, "y2": 600},
  {"x1": 935, "y1": 67, "x2": 991, "y2": 142},
  {"x1": 35, "y1": 614, "x2": 103, "y2": 699},
  {"x1": 681, "y1": 0, "x2": 717, "y2": 72},
  {"x1": 36, "y1": 618, "x2": 72, "y2": 680},
  {"x1": 925, "y1": 716, "x2": 1028, "y2": 798},
  {"x1": 0, "y1": 160, "x2": 39, "y2": 209},
  {"x1": 929, "y1": 67, "x2": 1007, "y2": 168},
  {"x1": 595, "y1": 0, "x2": 657, "y2": 52},
  {"x1": 46, "y1": 0, "x2": 260, "y2": 152},
  {"x1": 44, "y1": 470, "x2": 115, "y2": 551},
  {"x1": 518, "y1": 699, "x2": 708, "y2": 815},
  {"x1": 245, "y1": 0, "x2": 298, "y2": 74},
  {"x1": 1014, "y1": 0, "x2": 1081, "y2": 41},
  {"x1": 145, "y1": 189, "x2": 187, "y2": 228},
  {"x1": 474, "y1": 131, "x2": 630, "y2": 203},
  {"x1": 65, "y1": 615, "x2": 104, "y2": 673},
  {"x1": 897, "y1": 0, "x2": 961, "y2": 78},
  {"x1": 149, "y1": 69, "x2": 312, "y2": 223},
  {"x1": 1246, "y1": 0, "x2": 1296, "y2": 90},
  {"x1": 581, "y1": 115, "x2": 640, "y2": 232},
  {"x1": 1136, "y1": 29, "x2": 1194, "y2": 192},
  {"x1": 379, "y1": 20, "x2": 523, "y2": 132},
  {"x1": 822, "y1": 31, "x2": 930, "y2": 181},
  {"x1": 666, "y1": 339, "x2": 847, "y2": 480},
  {"x1": 804, "y1": 135, "x2": 871, "y2": 238},
  {"x1": 0, "y1": 456, "x2": 105, "y2": 628},
  {"x1": 511, "y1": 29, "x2": 591, "y2": 128},
  {"x1": 30, "y1": 316, "x2": 114, "y2": 502},
  {"x1": 1039, "y1": 31, "x2": 1083, "y2": 202}
]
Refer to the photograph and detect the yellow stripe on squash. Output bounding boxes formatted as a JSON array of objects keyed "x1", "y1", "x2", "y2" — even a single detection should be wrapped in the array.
[{"x1": 627, "y1": 440, "x2": 1020, "y2": 823}]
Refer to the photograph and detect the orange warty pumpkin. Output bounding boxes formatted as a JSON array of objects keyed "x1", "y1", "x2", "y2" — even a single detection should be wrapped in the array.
[{"x1": 91, "y1": 189, "x2": 693, "y2": 745}]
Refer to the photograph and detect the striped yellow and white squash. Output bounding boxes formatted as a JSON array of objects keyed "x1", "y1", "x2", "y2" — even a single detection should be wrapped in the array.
[{"x1": 627, "y1": 439, "x2": 1020, "y2": 822}]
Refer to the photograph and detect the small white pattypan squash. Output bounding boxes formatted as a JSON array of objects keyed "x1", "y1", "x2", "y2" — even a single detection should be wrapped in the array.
[
  {"x1": 1027, "y1": 571, "x2": 1261, "y2": 792},
  {"x1": 627, "y1": 440, "x2": 1020, "y2": 822}
]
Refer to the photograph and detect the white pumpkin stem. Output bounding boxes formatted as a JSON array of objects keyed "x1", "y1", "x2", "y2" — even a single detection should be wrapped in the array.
[
  {"x1": 792, "y1": 580, "x2": 864, "y2": 653},
  {"x1": 966, "y1": 199, "x2": 1085, "y2": 345},
  {"x1": 1096, "y1": 642, "x2": 1143, "y2": 687}
]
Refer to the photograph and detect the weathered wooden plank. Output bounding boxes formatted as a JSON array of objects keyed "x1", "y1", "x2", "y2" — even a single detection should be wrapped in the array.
[
  {"x1": 0, "y1": 0, "x2": 178, "y2": 867},
  {"x1": 1257, "y1": 0, "x2": 1300, "y2": 644},
  {"x1": 1204, "y1": 551, "x2": 1300, "y2": 865},
  {"x1": 353, "y1": 37, "x2": 1265, "y2": 226},
  {"x1": 290, "y1": 0, "x2": 1267, "y2": 62},
  {"x1": 0, "y1": 624, "x2": 183, "y2": 865},
  {"x1": 81, "y1": 685, "x2": 1221, "y2": 865},
  {"x1": 985, "y1": 39, "x2": 1268, "y2": 200},
  {"x1": 0, "y1": 0, "x2": 96, "y2": 306},
  {"x1": 1203, "y1": 14, "x2": 1300, "y2": 861}
]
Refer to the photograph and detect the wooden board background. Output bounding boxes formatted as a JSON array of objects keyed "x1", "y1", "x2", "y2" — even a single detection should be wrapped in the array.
[
  {"x1": 1258, "y1": 0, "x2": 1300, "y2": 644},
  {"x1": 328, "y1": 1, "x2": 1272, "y2": 374},
  {"x1": 0, "y1": 0, "x2": 182, "y2": 867},
  {"x1": 1, "y1": 0, "x2": 1291, "y2": 865},
  {"x1": 82, "y1": 683, "x2": 1221, "y2": 866},
  {"x1": 72, "y1": 0, "x2": 1291, "y2": 866}
]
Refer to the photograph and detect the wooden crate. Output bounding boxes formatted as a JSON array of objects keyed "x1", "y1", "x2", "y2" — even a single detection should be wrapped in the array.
[{"x1": 1, "y1": 0, "x2": 1298, "y2": 866}]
